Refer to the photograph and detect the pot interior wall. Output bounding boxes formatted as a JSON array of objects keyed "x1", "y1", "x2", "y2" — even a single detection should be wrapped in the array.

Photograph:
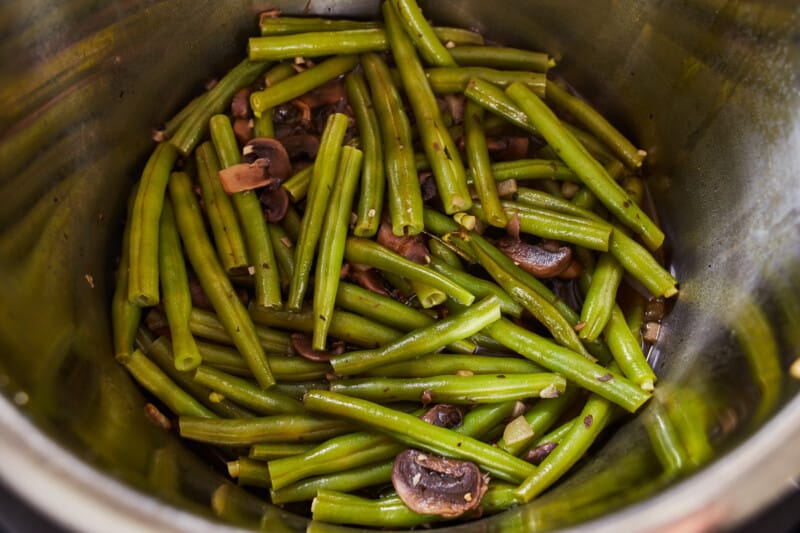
[{"x1": 0, "y1": 1, "x2": 798, "y2": 531}]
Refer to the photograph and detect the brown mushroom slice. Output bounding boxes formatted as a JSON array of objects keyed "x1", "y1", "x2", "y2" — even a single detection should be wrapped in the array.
[
  {"x1": 494, "y1": 237, "x2": 573, "y2": 278},
  {"x1": 231, "y1": 87, "x2": 252, "y2": 119},
  {"x1": 524, "y1": 441, "x2": 558, "y2": 465},
  {"x1": 259, "y1": 186, "x2": 290, "y2": 222},
  {"x1": 280, "y1": 134, "x2": 320, "y2": 159},
  {"x1": 392, "y1": 450, "x2": 488, "y2": 518},
  {"x1": 291, "y1": 333, "x2": 345, "y2": 362},
  {"x1": 296, "y1": 78, "x2": 347, "y2": 108},
  {"x1": 486, "y1": 136, "x2": 530, "y2": 161},
  {"x1": 377, "y1": 219, "x2": 430, "y2": 265},
  {"x1": 217, "y1": 159, "x2": 274, "y2": 194},
  {"x1": 420, "y1": 404, "x2": 463, "y2": 429},
  {"x1": 242, "y1": 138, "x2": 292, "y2": 181},
  {"x1": 233, "y1": 118, "x2": 254, "y2": 146},
  {"x1": 418, "y1": 171, "x2": 438, "y2": 202},
  {"x1": 344, "y1": 263, "x2": 393, "y2": 297}
]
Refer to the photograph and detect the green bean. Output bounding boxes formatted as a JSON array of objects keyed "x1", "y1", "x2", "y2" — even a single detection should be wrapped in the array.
[
  {"x1": 281, "y1": 165, "x2": 314, "y2": 203},
  {"x1": 515, "y1": 389, "x2": 616, "y2": 502},
  {"x1": 250, "y1": 305, "x2": 402, "y2": 348},
  {"x1": 465, "y1": 100, "x2": 507, "y2": 227},
  {"x1": 253, "y1": 63, "x2": 298, "y2": 138},
  {"x1": 659, "y1": 386, "x2": 713, "y2": 467},
  {"x1": 313, "y1": 146, "x2": 363, "y2": 350},
  {"x1": 498, "y1": 386, "x2": 580, "y2": 456},
  {"x1": 457, "y1": 401, "x2": 519, "y2": 440},
  {"x1": 158, "y1": 199, "x2": 202, "y2": 370},
  {"x1": 408, "y1": 279, "x2": 446, "y2": 308},
  {"x1": 112, "y1": 186, "x2": 142, "y2": 360},
  {"x1": 117, "y1": 348, "x2": 216, "y2": 419},
  {"x1": 329, "y1": 373, "x2": 565, "y2": 404},
  {"x1": 515, "y1": 186, "x2": 598, "y2": 218},
  {"x1": 579, "y1": 253, "x2": 624, "y2": 341},
  {"x1": 228, "y1": 457, "x2": 271, "y2": 489},
  {"x1": 193, "y1": 366, "x2": 304, "y2": 415},
  {"x1": 127, "y1": 142, "x2": 178, "y2": 306},
  {"x1": 268, "y1": 431, "x2": 402, "y2": 490},
  {"x1": 428, "y1": 238, "x2": 463, "y2": 270},
  {"x1": 546, "y1": 81, "x2": 645, "y2": 169},
  {"x1": 432, "y1": 26, "x2": 485, "y2": 45},
  {"x1": 311, "y1": 490, "x2": 437, "y2": 528},
  {"x1": 345, "y1": 71, "x2": 385, "y2": 238},
  {"x1": 453, "y1": 233, "x2": 592, "y2": 359},
  {"x1": 464, "y1": 77, "x2": 539, "y2": 134},
  {"x1": 384, "y1": 2, "x2": 471, "y2": 214},
  {"x1": 304, "y1": 390, "x2": 536, "y2": 483},
  {"x1": 273, "y1": 380, "x2": 330, "y2": 401},
  {"x1": 506, "y1": 82, "x2": 664, "y2": 250},
  {"x1": 249, "y1": 443, "x2": 315, "y2": 461},
  {"x1": 179, "y1": 415, "x2": 354, "y2": 446},
  {"x1": 449, "y1": 45, "x2": 553, "y2": 72},
  {"x1": 250, "y1": 55, "x2": 358, "y2": 117},
  {"x1": 271, "y1": 461, "x2": 394, "y2": 504},
  {"x1": 189, "y1": 307, "x2": 291, "y2": 355},
  {"x1": 249, "y1": 29, "x2": 387, "y2": 61},
  {"x1": 644, "y1": 400, "x2": 690, "y2": 475},
  {"x1": 171, "y1": 59, "x2": 270, "y2": 156},
  {"x1": 210, "y1": 114, "x2": 282, "y2": 310},
  {"x1": 389, "y1": 0, "x2": 457, "y2": 67},
  {"x1": 331, "y1": 295, "x2": 499, "y2": 375},
  {"x1": 267, "y1": 221, "x2": 295, "y2": 289},
  {"x1": 490, "y1": 159, "x2": 579, "y2": 183},
  {"x1": 362, "y1": 353, "x2": 542, "y2": 378},
  {"x1": 281, "y1": 204, "x2": 303, "y2": 241},
  {"x1": 344, "y1": 237, "x2": 474, "y2": 305},
  {"x1": 195, "y1": 142, "x2": 249, "y2": 274},
  {"x1": 486, "y1": 318, "x2": 651, "y2": 413},
  {"x1": 196, "y1": 339, "x2": 328, "y2": 381},
  {"x1": 604, "y1": 306, "x2": 657, "y2": 391},
  {"x1": 169, "y1": 171, "x2": 275, "y2": 389},
  {"x1": 154, "y1": 93, "x2": 205, "y2": 142},
  {"x1": 492, "y1": 201, "x2": 613, "y2": 251},
  {"x1": 145, "y1": 336, "x2": 254, "y2": 419},
  {"x1": 427, "y1": 67, "x2": 546, "y2": 95},
  {"x1": 259, "y1": 16, "x2": 381, "y2": 35},
  {"x1": 287, "y1": 112, "x2": 349, "y2": 310}
]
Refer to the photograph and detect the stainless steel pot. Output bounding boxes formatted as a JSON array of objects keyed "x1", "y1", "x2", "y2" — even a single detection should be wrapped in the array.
[{"x1": 1, "y1": 1, "x2": 798, "y2": 531}]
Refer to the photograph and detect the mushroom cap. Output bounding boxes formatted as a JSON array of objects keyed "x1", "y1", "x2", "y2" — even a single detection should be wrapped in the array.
[
  {"x1": 495, "y1": 237, "x2": 573, "y2": 278},
  {"x1": 290, "y1": 333, "x2": 345, "y2": 362},
  {"x1": 420, "y1": 404, "x2": 463, "y2": 429},
  {"x1": 392, "y1": 449, "x2": 488, "y2": 518}
]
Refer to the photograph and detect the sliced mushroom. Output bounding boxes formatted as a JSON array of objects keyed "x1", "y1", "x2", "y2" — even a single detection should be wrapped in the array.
[
  {"x1": 486, "y1": 136, "x2": 530, "y2": 161},
  {"x1": 524, "y1": 442, "x2": 558, "y2": 465},
  {"x1": 291, "y1": 333, "x2": 345, "y2": 362},
  {"x1": 343, "y1": 263, "x2": 392, "y2": 297},
  {"x1": 217, "y1": 159, "x2": 274, "y2": 194},
  {"x1": 259, "y1": 186, "x2": 290, "y2": 222},
  {"x1": 420, "y1": 404, "x2": 463, "y2": 429},
  {"x1": 242, "y1": 138, "x2": 291, "y2": 179},
  {"x1": 296, "y1": 78, "x2": 347, "y2": 108},
  {"x1": 279, "y1": 134, "x2": 320, "y2": 159},
  {"x1": 392, "y1": 449, "x2": 488, "y2": 518},
  {"x1": 219, "y1": 137, "x2": 292, "y2": 194},
  {"x1": 233, "y1": 118, "x2": 254, "y2": 146},
  {"x1": 494, "y1": 237, "x2": 573, "y2": 278},
  {"x1": 377, "y1": 219, "x2": 430, "y2": 265},
  {"x1": 418, "y1": 171, "x2": 438, "y2": 202},
  {"x1": 441, "y1": 94, "x2": 465, "y2": 125},
  {"x1": 231, "y1": 88, "x2": 252, "y2": 119}
]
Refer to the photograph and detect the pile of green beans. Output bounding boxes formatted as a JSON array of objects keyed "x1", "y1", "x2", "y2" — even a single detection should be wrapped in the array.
[{"x1": 112, "y1": 0, "x2": 680, "y2": 529}]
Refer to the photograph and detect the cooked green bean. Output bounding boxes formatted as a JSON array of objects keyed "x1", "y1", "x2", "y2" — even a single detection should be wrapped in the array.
[
  {"x1": 515, "y1": 186, "x2": 597, "y2": 217},
  {"x1": 579, "y1": 253, "x2": 624, "y2": 341},
  {"x1": 228, "y1": 457, "x2": 271, "y2": 489},
  {"x1": 145, "y1": 335, "x2": 254, "y2": 419},
  {"x1": 546, "y1": 81, "x2": 645, "y2": 169},
  {"x1": 179, "y1": 415, "x2": 353, "y2": 446},
  {"x1": 465, "y1": 100, "x2": 507, "y2": 227},
  {"x1": 449, "y1": 45, "x2": 553, "y2": 72},
  {"x1": 384, "y1": 2, "x2": 471, "y2": 214},
  {"x1": 210, "y1": 114, "x2": 282, "y2": 310},
  {"x1": 154, "y1": 93, "x2": 205, "y2": 142},
  {"x1": 432, "y1": 26, "x2": 485, "y2": 45},
  {"x1": 604, "y1": 306, "x2": 657, "y2": 391},
  {"x1": 259, "y1": 16, "x2": 381, "y2": 35},
  {"x1": 272, "y1": 380, "x2": 330, "y2": 401},
  {"x1": 427, "y1": 67, "x2": 546, "y2": 95},
  {"x1": 344, "y1": 237, "x2": 474, "y2": 305},
  {"x1": 117, "y1": 348, "x2": 216, "y2": 419},
  {"x1": 168, "y1": 171, "x2": 275, "y2": 388},
  {"x1": 281, "y1": 165, "x2": 314, "y2": 203},
  {"x1": 287, "y1": 112, "x2": 349, "y2": 310},
  {"x1": 189, "y1": 307, "x2": 291, "y2": 354},
  {"x1": 489, "y1": 159, "x2": 579, "y2": 183},
  {"x1": 330, "y1": 295, "x2": 499, "y2": 375},
  {"x1": 311, "y1": 490, "x2": 437, "y2": 528},
  {"x1": 249, "y1": 443, "x2": 315, "y2": 461},
  {"x1": 345, "y1": 71, "x2": 384, "y2": 238},
  {"x1": 408, "y1": 279, "x2": 446, "y2": 308},
  {"x1": 158, "y1": 199, "x2": 202, "y2": 370},
  {"x1": 271, "y1": 461, "x2": 394, "y2": 504},
  {"x1": 389, "y1": 0, "x2": 457, "y2": 67},
  {"x1": 249, "y1": 29, "x2": 387, "y2": 61},
  {"x1": 193, "y1": 366, "x2": 304, "y2": 415},
  {"x1": 195, "y1": 141, "x2": 249, "y2": 274},
  {"x1": 127, "y1": 142, "x2": 178, "y2": 306},
  {"x1": 267, "y1": 221, "x2": 295, "y2": 288},
  {"x1": 171, "y1": 59, "x2": 270, "y2": 156},
  {"x1": 313, "y1": 146, "x2": 363, "y2": 350},
  {"x1": 363, "y1": 353, "x2": 542, "y2": 377},
  {"x1": 506, "y1": 82, "x2": 664, "y2": 250},
  {"x1": 195, "y1": 339, "x2": 328, "y2": 382},
  {"x1": 253, "y1": 62, "x2": 298, "y2": 137},
  {"x1": 497, "y1": 386, "x2": 580, "y2": 456},
  {"x1": 659, "y1": 386, "x2": 713, "y2": 468},
  {"x1": 644, "y1": 400, "x2": 690, "y2": 475},
  {"x1": 428, "y1": 238, "x2": 464, "y2": 270},
  {"x1": 112, "y1": 186, "x2": 142, "y2": 360},
  {"x1": 360, "y1": 52, "x2": 424, "y2": 235},
  {"x1": 250, "y1": 56, "x2": 358, "y2": 117},
  {"x1": 487, "y1": 318, "x2": 651, "y2": 413},
  {"x1": 250, "y1": 305, "x2": 403, "y2": 348},
  {"x1": 329, "y1": 373, "x2": 566, "y2": 403},
  {"x1": 303, "y1": 390, "x2": 536, "y2": 483}
]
